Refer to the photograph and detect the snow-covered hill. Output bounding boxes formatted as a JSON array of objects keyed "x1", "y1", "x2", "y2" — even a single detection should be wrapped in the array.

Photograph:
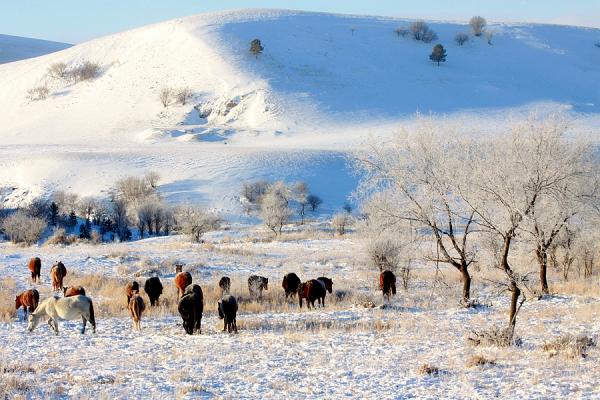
[
  {"x1": 0, "y1": 9, "x2": 599, "y2": 213},
  {"x1": 0, "y1": 34, "x2": 70, "y2": 64}
]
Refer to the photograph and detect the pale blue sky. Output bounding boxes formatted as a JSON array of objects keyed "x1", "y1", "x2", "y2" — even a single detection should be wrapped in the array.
[{"x1": 2, "y1": 0, "x2": 599, "y2": 43}]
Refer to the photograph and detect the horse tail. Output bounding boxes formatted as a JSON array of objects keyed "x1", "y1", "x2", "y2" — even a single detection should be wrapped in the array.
[
  {"x1": 391, "y1": 281, "x2": 396, "y2": 296},
  {"x1": 88, "y1": 299, "x2": 96, "y2": 332}
]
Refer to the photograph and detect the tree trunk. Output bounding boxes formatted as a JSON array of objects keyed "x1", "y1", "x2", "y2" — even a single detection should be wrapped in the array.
[
  {"x1": 460, "y1": 266, "x2": 471, "y2": 305},
  {"x1": 508, "y1": 282, "x2": 521, "y2": 342},
  {"x1": 536, "y1": 246, "x2": 549, "y2": 295}
]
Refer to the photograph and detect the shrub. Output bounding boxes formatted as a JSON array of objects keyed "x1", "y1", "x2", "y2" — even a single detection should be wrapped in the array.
[
  {"x1": 307, "y1": 194, "x2": 322, "y2": 212},
  {"x1": 1, "y1": 212, "x2": 46, "y2": 245},
  {"x1": 159, "y1": 87, "x2": 173, "y2": 108},
  {"x1": 468, "y1": 326, "x2": 519, "y2": 347},
  {"x1": 543, "y1": 335, "x2": 595, "y2": 359},
  {"x1": 455, "y1": 32, "x2": 469, "y2": 46},
  {"x1": 250, "y1": 39, "x2": 264, "y2": 58},
  {"x1": 466, "y1": 355, "x2": 495, "y2": 368},
  {"x1": 409, "y1": 20, "x2": 438, "y2": 43},
  {"x1": 418, "y1": 364, "x2": 441, "y2": 375},
  {"x1": 176, "y1": 87, "x2": 193, "y2": 105},
  {"x1": 394, "y1": 27, "x2": 409, "y2": 38},
  {"x1": 175, "y1": 206, "x2": 221, "y2": 242},
  {"x1": 46, "y1": 227, "x2": 77, "y2": 246},
  {"x1": 26, "y1": 85, "x2": 50, "y2": 101},
  {"x1": 470, "y1": 16, "x2": 487, "y2": 36},
  {"x1": 47, "y1": 62, "x2": 68, "y2": 80},
  {"x1": 332, "y1": 212, "x2": 352, "y2": 235},
  {"x1": 242, "y1": 180, "x2": 270, "y2": 204},
  {"x1": 71, "y1": 60, "x2": 101, "y2": 82}
]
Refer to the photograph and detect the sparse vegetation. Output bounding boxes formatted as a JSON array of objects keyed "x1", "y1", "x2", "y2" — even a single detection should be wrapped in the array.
[
  {"x1": 176, "y1": 87, "x2": 193, "y2": 105},
  {"x1": 332, "y1": 212, "x2": 352, "y2": 235},
  {"x1": 0, "y1": 211, "x2": 46, "y2": 245},
  {"x1": 175, "y1": 205, "x2": 221, "y2": 242},
  {"x1": 159, "y1": 87, "x2": 174, "y2": 108},
  {"x1": 26, "y1": 85, "x2": 50, "y2": 101},
  {"x1": 394, "y1": 27, "x2": 409, "y2": 38},
  {"x1": 542, "y1": 334, "x2": 595, "y2": 359},
  {"x1": 71, "y1": 60, "x2": 101, "y2": 82}
]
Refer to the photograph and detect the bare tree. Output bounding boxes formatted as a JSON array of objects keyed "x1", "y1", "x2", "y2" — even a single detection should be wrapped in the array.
[
  {"x1": 332, "y1": 212, "x2": 352, "y2": 235},
  {"x1": 260, "y1": 190, "x2": 291, "y2": 236},
  {"x1": 71, "y1": 61, "x2": 101, "y2": 82},
  {"x1": 1, "y1": 212, "x2": 46, "y2": 245},
  {"x1": 307, "y1": 194, "x2": 323, "y2": 212},
  {"x1": 409, "y1": 20, "x2": 438, "y2": 43},
  {"x1": 356, "y1": 121, "x2": 477, "y2": 305},
  {"x1": 26, "y1": 85, "x2": 50, "y2": 101},
  {"x1": 394, "y1": 27, "x2": 409, "y2": 38},
  {"x1": 159, "y1": 87, "x2": 173, "y2": 108},
  {"x1": 294, "y1": 181, "x2": 309, "y2": 224},
  {"x1": 470, "y1": 16, "x2": 487, "y2": 36},
  {"x1": 176, "y1": 87, "x2": 193, "y2": 105},
  {"x1": 110, "y1": 198, "x2": 130, "y2": 241}
]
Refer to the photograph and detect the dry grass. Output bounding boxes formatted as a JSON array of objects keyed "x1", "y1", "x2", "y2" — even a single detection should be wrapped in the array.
[
  {"x1": 466, "y1": 354, "x2": 496, "y2": 368},
  {"x1": 418, "y1": 364, "x2": 441, "y2": 375},
  {"x1": 0, "y1": 277, "x2": 17, "y2": 322},
  {"x1": 468, "y1": 326, "x2": 517, "y2": 347},
  {"x1": 542, "y1": 334, "x2": 595, "y2": 359}
]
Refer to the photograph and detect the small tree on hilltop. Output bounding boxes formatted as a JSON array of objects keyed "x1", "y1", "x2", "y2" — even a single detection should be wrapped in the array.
[
  {"x1": 455, "y1": 32, "x2": 469, "y2": 46},
  {"x1": 430, "y1": 44, "x2": 447, "y2": 66},
  {"x1": 307, "y1": 194, "x2": 323, "y2": 212},
  {"x1": 159, "y1": 87, "x2": 173, "y2": 108},
  {"x1": 250, "y1": 39, "x2": 264, "y2": 58},
  {"x1": 470, "y1": 16, "x2": 487, "y2": 36}
]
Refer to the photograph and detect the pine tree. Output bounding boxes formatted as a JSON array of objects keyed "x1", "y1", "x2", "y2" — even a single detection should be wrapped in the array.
[
  {"x1": 249, "y1": 39, "x2": 264, "y2": 58},
  {"x1": 429, "y1": 44, "x2": 447, "y2": 66},
  {"x1": 67, "y1": 211, "x2": 77, "y2": 230},
  {"x1": 50, "y1": 202, "x2": 59, "y2": 226},
  {"x1": 79, "y1": 223, "x2": 91, "y2": 239}
]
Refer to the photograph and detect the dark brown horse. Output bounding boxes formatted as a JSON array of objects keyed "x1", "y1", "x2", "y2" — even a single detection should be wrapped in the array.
[
  {"x1": 282, "y1": 273, "x2": 301, "y2": 299},
  {"x1": 218, "y1": 295, "x2": 238, "y2": 333},
  {"x1": 144, "y1": 277, "x2": 163, "y2": 306},
  {"x1": 297, "y1": 279, "x2": 326, "y2": 309},
  {"x1": 63, "y1": 286, "x2": 86, "y2": 297},
  {"x1": 218, "y1": 276, "x2": 231, "y2": 295},
  {"x1": 175, "y1": 272, "x2": 192, "y2": 298},
  {"x1": 380, "y1": 270, "x2": 397, "y2": 301},
  {"x1": 178, "y1": 284, "x2": 203, "y2": 335},
  {"x1": 317, "y1": 277, "x2": 333, "y2": 294},
  {"x1": 125, "y1": 281, "x2": 140, "y2": 306},
  {"x1": 28, "y1": 257, "x2": 41, "y2": 283},
  {"x1": 248, "y1": 275, "x2": 268, "y2": 297},
  {"x1": 50, "y1": 262, "x2": 67, "y2": 291},
  {"x1": 15, "y1": 289, "x2": 39, "y2": 318},
  {"x1": 128, "y1": 294, "x2": 146, "y2": 331}
]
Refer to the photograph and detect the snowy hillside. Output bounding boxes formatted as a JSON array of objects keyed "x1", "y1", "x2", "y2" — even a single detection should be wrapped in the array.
[
  {"x1": 0, "y1": 9, "x2": 599, "y2": 213},
  {"x1": 0, "y1": 34, "x2": 70, "y2": 64}
]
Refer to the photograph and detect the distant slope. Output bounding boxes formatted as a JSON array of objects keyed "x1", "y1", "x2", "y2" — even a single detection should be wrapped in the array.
[
  {"x1": 0, "y1": 10, "x2": 598, "y2": 213},
  {"x1": 0, "y1": 34, "x2": 71, "y2": 64}
]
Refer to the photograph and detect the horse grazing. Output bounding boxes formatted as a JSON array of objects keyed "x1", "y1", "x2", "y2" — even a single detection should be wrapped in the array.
[
  {"x1": 28, "y1": 257, "x2": 41, "y2": 283},
  {"x1": 218, "y1": 276, "x2": 231, "y2": 295},
  {"x1": 15, "y1": 289, "x2": 39, "y2": 319},
  {"x1": 125, "y1": 281, "x2": 140, "y2": 306},
  {"x1": 282, "y1": 273, "x2": 301, "y2": 299},
  {"x1": 298, "y1": 279, "x2": 326, "y2": 309},
  {"x1": 63, "y1": 286, "x2": 86, "y2": 297},
  {"x1": 50, "y1": 262, "x2": 67, "y2": 291},
  {"x1": 248, "y1": 275, "x2": 268, "y2": 297},
  {"x1": 178, "y1": 284, "x2": 203, "y2": 335},
  {"x1": 175, "y1": 272, "x2": 192, "y2": 298},
  {"x1": 218, "y1": 295, "x2": 238, "y2": 333},
  {"x1": 28, "y1": 295, "x2": 96, "y2": 335},
  {"x1": 144, "y1": 277, "x2": 163, "y2": 306},
  {"x1": 128, "y1": 294, "x2": 146, "y2": 331},
  {"x1": 380, "y1": 270, "x2": 397, "y2": 301}
]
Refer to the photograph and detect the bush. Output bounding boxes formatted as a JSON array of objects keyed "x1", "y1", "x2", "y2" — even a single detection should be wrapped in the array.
[
  {"x1": 466, "y1": 355, "x2": 495, "y2": 368},
  {"x1": 543, "y1": 335, "x2": 595, "y2": 359},
  {"x1": 250, "y1": 39, "x2": 264, "y2": 58},
  {"x1": 469, "y1": 16, "x2": 487, "y2": 36},
  {"x1": 159, "y1": 87, "x2": 173, "y2": 108},
  {"x1": 46, "y1": 227, "x2": 77, "y2": 246},
  {"x1": 175, "y1": 206, "x2": 221, "y2": 242},
  {"x1": 418, "y1": 364, "x2": 441, "y2": 375},
  {"x1": 1, "y1": 212, "x2": 46, "y2": 245},
  {"x1": 332, "y1": 212, "x2": 352, "y2": 235},
  {"x1": 176, "y1": 87, "x2": 193, "y2": 105},
  {"x1": 26, "y1": 85, "x2": 50, "y2": 101},
  {"x1": 409, "y1": 20, "x2": 438, "y2": 43},
  {"x1": 71, "y1": 61, "x2": 101, "y2": 82},
  {"x1": 307, "y1": 194, "x2": 322, "y2": 212},
  {"x1": 47, "y1": 62, "x2": 68, "y2": 80},
  {"x1": 394, "y1": 27, "x2": 409, "y2": 38},
  {"x1": 455, "y1": 32, "x2": 469, "y2": 46},
  {"x1": 468, "y1": 326, "x2": 520, "y2": 347}
]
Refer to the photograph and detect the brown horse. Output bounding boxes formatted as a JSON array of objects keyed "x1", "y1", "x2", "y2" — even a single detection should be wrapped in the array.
[
  {"x1": 282, "y1": 273, "x2": 301, "y2": 299},
  {"x1": 218, "y1": 276, "x2": 231, "y2": 295},
  {"x1": 248, "y1": 275, "x2": 268, "y2": 297},
  {"x1": 380, "y1": 270, "x2": 397, "y2": 302},
  {"x1": 297, "y1": 279, "x2": 326, "y2": 309},
  {"x1": 175, "y1": 272, "x2": 192, "y2": 298},
  {"x1": 63, "y1": 286, "x2": 86, "y2": 297},
  {"x1": 28, "y1": 257, "x2": 41, "y2": 283},
  {"x1": 15, "y1": 289, "x2": 39, "y2": 319},
  {"x1": 128, "y1": 294, "x2": 146, "y2": 331},
  {"x1": 125, "y1": 281, "x2": 140, "y2": 306},
  {"x1": 50, "y1": 262, "x2": 67, "y2": 291}
]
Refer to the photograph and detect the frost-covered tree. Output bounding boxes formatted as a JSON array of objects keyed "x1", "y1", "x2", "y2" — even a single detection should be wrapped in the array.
[
  {"x1": 294, "y1": 182, "x2": 309, "y2": 224},
  {"x1": 409, "y1": 20, "x2": 438, "y2": 43},
  {"x1": 176, "y1": 87, "x2": 193, "y2": 105},
  {"x1": 1, "y1": 212, "x2": 46, "y2": 245},
  {"x1": 175, "y1": 205, "x2": 221, "y2": 242},
  {"x1": 332, "y1": 212, "x2": 352, "y2": 236},
  {"x1": 469, "y1": 16, "x2": 487, "y2": 36},
  {"x1": 260, "y1": 190, "x2": 291, "y2": 236},
  {"x1": 159, "y1": 87, "x2": 173, "y2": 108},
  {"x1": 455, "y1": 32, "x2": 469, "y2": 46},
  {"x1": 429, "y1": 44, "x2": 447, "y2": 66}
]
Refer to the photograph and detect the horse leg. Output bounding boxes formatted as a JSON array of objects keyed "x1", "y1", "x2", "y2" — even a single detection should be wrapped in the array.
[
  {"x1": 81, "y1": 316, "x2": 87, "y2": 334},
  {"x1": 50, "y1": 318, "x2": 59, "y2": 335},
  {"x1": 233, "y1": 318, "x2": 238, "y2": 333}
]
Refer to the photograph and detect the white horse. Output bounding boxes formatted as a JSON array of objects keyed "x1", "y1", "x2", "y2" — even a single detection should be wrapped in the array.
[{"x1": 28, "y1": 295, "x2": 96, "y2": 335}]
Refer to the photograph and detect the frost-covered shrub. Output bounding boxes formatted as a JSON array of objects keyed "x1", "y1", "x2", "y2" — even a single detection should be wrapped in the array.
[
  {"x1": 26, "y1": 85, "x2": 50, "y2": 101},
  {"x1": 159, "y1": 87, "x2": 173, "y2": 108},
  {"x1": 470, "y1": 16, "x2": 487, "y2": 36},
  {"x1": 176, "y1": 87, "x2": 193, "y2": 105},
  {"x1": 332, "y1": 212, "x2": 352, "y2": 235},
  {"x1": 46, "y1": 227, "x2": 77, "y2": 246},
  {"x1": 175, "y1": 206, "x2": 221, "y2": 242},
  {"x1": 409, "y1": 20, "x2": 438, "y2": 43},
  {"x1": 543, "y1": 335, "x2": 595, "y2": 359},
  {"x1": 47, "y1": 62, "x2": 68, "y2": 80},
  {"x1": 71, "y1": 61, "x2": 101, "y2": 82},
  {"x1": 455, "y1": 32, "x2": 469, "y2": 46},
  {"x1": 242, "y1": 180, "x2": 270, "y2": 204},
  {"x1": 1, "y1": 212, "x2": 46, "y2": 245}
]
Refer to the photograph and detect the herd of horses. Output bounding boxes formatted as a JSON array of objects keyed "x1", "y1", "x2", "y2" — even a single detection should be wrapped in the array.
[{"x1": 14, "y1": 257, "x2": 399, "y2": 335}]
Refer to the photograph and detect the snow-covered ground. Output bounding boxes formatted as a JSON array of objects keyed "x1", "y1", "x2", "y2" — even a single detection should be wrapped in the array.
[
  {"x1": 0, "y1": 34, "x2": 70, "y2": 64},
  {"x1": 1, "y1": 228, "x2": 600, "y2": 399},
  {"x1": 0, "y1": 9, "x2": 599, "y2": 212}
]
